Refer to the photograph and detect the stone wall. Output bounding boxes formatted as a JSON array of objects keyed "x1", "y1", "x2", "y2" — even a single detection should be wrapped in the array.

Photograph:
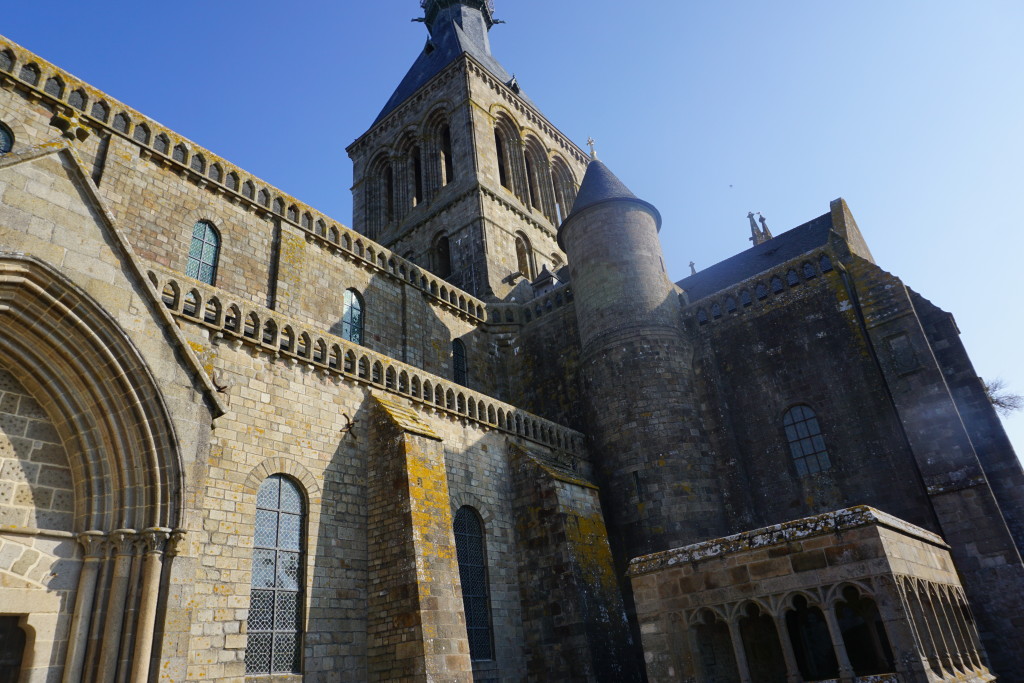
[{"x1": 688, "y1": 256, "x2": 937, "y2": 534}]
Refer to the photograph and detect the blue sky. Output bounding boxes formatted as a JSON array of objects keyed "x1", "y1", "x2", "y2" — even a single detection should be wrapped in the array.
[{"x1": 4, "y1": 1, "x2": 1022, "y2": 459}]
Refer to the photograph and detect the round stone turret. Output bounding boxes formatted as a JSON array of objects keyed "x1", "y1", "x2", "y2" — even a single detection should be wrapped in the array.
[{"x1": 560, "y1": 159, "x2": 726, "y2": 578}]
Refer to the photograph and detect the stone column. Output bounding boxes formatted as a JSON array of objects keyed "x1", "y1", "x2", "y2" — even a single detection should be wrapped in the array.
[
  {"x1": 129, "y1": 528, "x2": 172, "y2": 683},
  {"x1": 772, "y1": 614, "x2": 803, "y2": 683},
  {"x1": 880, "y1": 578, "x2": 933, "y2": 681},
  {"x1": 63, "y1": 531, "x2": 107, "y2": 683},
  {"x1": 727, "y1": 621, "x2": 753, "y2": 683},
  {"x1": 822, "y1": 607, "x2": 856, "y2": 682},
  {"x1": 117, "y1": 534, "x2": 146, "y2": 683},
  {"x1": 97, "y1": 529, "x2": 137, "y2": 683},
  {"x1": 935, "y1": 588, "x2": 970, "y2": 674}
]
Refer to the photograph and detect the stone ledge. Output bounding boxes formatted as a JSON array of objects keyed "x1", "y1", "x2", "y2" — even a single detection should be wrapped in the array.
[{"x1": 627, "y1": 505, "x2": 948, "y2": 577}]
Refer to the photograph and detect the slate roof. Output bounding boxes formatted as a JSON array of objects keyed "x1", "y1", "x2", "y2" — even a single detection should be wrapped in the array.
[
  {"x1": 566, "y1": 160, "x2": 639, "y2": 219},
  {"x1": 675, "y1": 213, "x2": 834, "y2": 301},
  {"x1": 558, "y1": 160, "x2": 662, "y2": 248},
  {"x1": 373, "y1": 13, "x2": 533, "y2": 125}
]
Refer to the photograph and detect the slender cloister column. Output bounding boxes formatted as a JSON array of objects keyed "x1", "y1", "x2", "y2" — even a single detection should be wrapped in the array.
[
  {"x1": 921, "y1": 587, "x2": 957, "y2": 676},
  {"x1": 906, "y1": 582, "x2": 944, "y2": 677},
  {"x1": 935, "y1": 586, "x2": 971, "y2": 674},
  {"x1": 822, "y1": 605, "x2": 856, "y2": 682},
  {"x1": 727, "y1": 619, "x2": 753, "y2": 683},
  {"x1": 63, "y1": 532, "x2": 107, "y2": 683},
  {"x1": 952, "y1": 589, "x2": 986, "y2": 671},
  {"x1": 772, "y1": 613, "x2": 803, "y2": 683}
]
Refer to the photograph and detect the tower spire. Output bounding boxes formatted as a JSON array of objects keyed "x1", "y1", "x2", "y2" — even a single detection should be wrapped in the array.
[{"x1": 421, "y1": 0, "x2": 497, "y2": 32}]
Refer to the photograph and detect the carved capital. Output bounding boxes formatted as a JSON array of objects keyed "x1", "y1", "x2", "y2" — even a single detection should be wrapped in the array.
[
  {"x1": 140, "y1": 527, "x2": 173, "y2": 555},
  {"x1": 77, "y1": 530, "x2": 108, "y2": 559},
  {"x1": 165, "y1": 529, "x2": 188, "y2": 558},
  {"x1": 109, "y1": 529, "x2": 138, "y2": 556}
]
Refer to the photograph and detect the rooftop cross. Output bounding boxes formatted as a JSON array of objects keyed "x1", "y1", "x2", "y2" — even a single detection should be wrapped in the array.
[{"x1": 587, "y1": 137, "x2": 598, "y2": 160}]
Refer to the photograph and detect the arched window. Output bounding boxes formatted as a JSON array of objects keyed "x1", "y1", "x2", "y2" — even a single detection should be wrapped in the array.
[
  {"x1": 246, "y1": 475, "x2": 305, "y2": 676},
  {"x1": 550, "y1": 156, "x2": 577, "y2": 224},
  {"x1": 0, "y1": 123, "x2": 13, "y2": 156},
  {"x1": 783, "y1": 405, "x2": 832, "y2": 476},
  {"x1": 186, "y1": 220, "x2": 220, "y2": 285},
  {"x1": 494, "y1": 129, "x2": 510, "y2": 189},
  {"x1": 411, "y1": 145, "x2": 424, "y2": 206},
  {"x1": 342, "y1": 289, "x2": 363, "y2": 345},
  {"x1": 440, "y1": 124, "x2": 455, "y2": 185},
  {"x1": 433, "y1": 234, "x2": 452, "y2": 279},
  {"x1": 452, "y1": 339, "x2": 468, "y2": 386},
  {"x1": 454, "y1": 506, "x2": 492, "y2": 660},
  {"x1": 514, "y1": 232, "x2": 533, "y2": 279}
]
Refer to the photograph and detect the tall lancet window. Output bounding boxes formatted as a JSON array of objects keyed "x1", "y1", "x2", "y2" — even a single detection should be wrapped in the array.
[
  {"x1": 186, "y1": 220, "x2": 220, "y2": 285},
  {"x1": 454, "y1": 506, "x2": 492, "y2": 660},
  {"x1": 342, "y1": 289, "x2": 364, "y2": 345},
  {"x1": 452, "y1": 339, "x2": 468, "y2": 386},
  {"x1": 246, "y1": 475, "x2": 305, "y2": 676},
  {"x1": 440, "y1": 125, "x2": 455, "y2": 185}
]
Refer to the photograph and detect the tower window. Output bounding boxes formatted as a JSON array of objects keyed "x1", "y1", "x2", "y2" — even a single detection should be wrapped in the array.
[
  {"x1": 514, "y1": 232, "x2": 533, "y2": 279},
  {"x1": 454, "y1": 506, "x2": 493, "y2": 661},
  {"x1": 452, "y1": 339, "x2": 468, "y2": 386},
  {"x1": 783, "y1": 405, "x2": 832, "y2": 476},
  {"x1": 433, "y1": 234, "x2": 453, "y2": 279},
  {"x1": 0, "y1": 123, "x2": 13, "y2": 155},
  {"x1": 341, "y1": 289, "x2": 364, "y2": 345},
  {"x1": 186, "y1": 220, "x2": 220, "y2": 285},
  {"x1": 245, "y1": 475, "x2": 305, "y2": 676},
  {"x1": 411, "y1": 146, "x2": 424, "y2": 206},
  {"x1": 441, "y1": 125, "x2": 455, "y2": 185},
  {"x1": 494, "y1": 129, "x2": 510, "y2": 189},
  {"x1": 384, "y1": 164, "x2": 395, "y2": 222}
]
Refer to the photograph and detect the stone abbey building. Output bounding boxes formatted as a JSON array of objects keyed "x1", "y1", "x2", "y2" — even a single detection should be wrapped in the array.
[{"x1": 0, "y1": 1, "x2": 1022, "y2": 681}]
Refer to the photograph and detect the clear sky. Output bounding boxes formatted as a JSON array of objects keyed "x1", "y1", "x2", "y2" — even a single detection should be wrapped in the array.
[{"x1": 3, "y1": 1, "x2": 1022, "y2": 459}]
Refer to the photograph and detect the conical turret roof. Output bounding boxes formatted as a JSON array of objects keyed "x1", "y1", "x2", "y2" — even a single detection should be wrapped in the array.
[{"x1": 558, "y1": 160, "x2": 661, "y2": 247}]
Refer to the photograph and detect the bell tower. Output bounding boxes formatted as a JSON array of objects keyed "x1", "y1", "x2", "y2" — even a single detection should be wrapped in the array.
[{"x1": 347, "y1": 1, "x2": 588, "y2": 300}]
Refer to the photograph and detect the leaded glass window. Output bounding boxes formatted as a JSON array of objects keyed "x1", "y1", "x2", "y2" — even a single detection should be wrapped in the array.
[
  {"x1": 0, "y1": 124, "x2": 13, "y2": 156},
  {"x1": 245, "y1": 475, "x2": 304, "y2": 676},
  {"x1": 454, "y1": 506, "x2": 492, "y2": 660},
  {"x1": 342, "y1": 289, "x2": 363, "y2": 345},
  {"x1": 783, "y1": 405, "x2": 832, "y2": 476},
  {"x1": 453, "y1": 340, "x2": 467, "y2": 386},
  {"x1": 186, "y1": 220, "x2": 219, "y2": 285}
]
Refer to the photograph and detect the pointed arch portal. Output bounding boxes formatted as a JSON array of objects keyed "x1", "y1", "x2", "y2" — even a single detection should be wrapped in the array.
[{"x1": 0, "y1": 254, "x2": 186, "y2": 682}]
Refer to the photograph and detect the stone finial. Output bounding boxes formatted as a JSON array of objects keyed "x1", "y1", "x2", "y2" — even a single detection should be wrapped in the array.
[
  {"x1": 689, "y1": 261, "x2": 697, "y2": 276},
  {"x1": 748, "y1": 212, "x2": 772, "y2": 246},
  {"x1": 587, "y1": 137, "x2": 598, "y2": 160},
  {"x1": 748, "y1": 212, "x2": 760, "y2": 243}
]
